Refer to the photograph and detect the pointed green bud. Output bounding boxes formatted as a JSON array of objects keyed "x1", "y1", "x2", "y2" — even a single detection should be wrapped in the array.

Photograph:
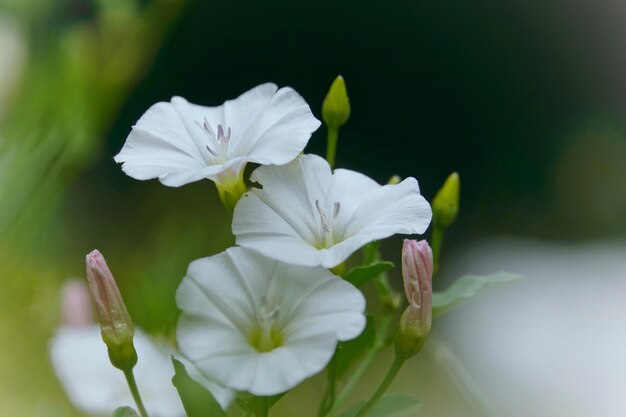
[
  {"x1": 86, "y1": 250, "x2": 137, "y2": 372},
  {"x1": 322, "y1": 75, "x2": 350, "y2": 129},
  {"x1": 432, "y1": 172, "x2": 460, "y2": 230},
  {"x1": 387, "y1": 175, "x2": 402, "y2": 185}
]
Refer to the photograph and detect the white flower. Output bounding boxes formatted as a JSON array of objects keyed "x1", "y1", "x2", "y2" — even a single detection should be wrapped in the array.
[
  {"x1": 176, "y1": 247, "x2": 366, "y2": 396},
  {"x1": 232, "y1": 154, "x2": 432, "y2": 268},
  {"x1": 49, "y1": 280, "x2": 234, "y2": 415},
  {"x1": 114, "y1": 83, "x2": 320, "y2": 209},
  {"x1": 50, "y1": 326, "x2": 190, "y2": 417}
]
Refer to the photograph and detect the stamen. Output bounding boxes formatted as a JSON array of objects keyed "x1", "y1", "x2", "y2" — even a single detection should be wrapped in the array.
[
  {"x1": 225, "y1": 126, "x2": 232, "y2": 143},
  {"x1": 315, "y1": 199, "x2": 324, "y2": 216},
  {"x1": 205, "y1": 145, "x2": 217, "y2": 157},
  {"x1": 203, "y1": 117, "x2": 215, "y2": 137},
  {"x1": 333, "y1": 202, "x2": 341, "y2": 219},
  {"x1": 315, "y1": 200, "x2": 329, "y2": 233}
]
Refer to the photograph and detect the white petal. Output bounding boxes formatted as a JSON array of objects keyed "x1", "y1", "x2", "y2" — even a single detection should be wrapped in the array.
[
  {"x1": 50, "y1": 326, "x2": 185, "y2": 417},
  {"x1": 114, "y1": 101, "x2": 207, "y2": 184},
  {"x1": 176, "y1": 247, "x2": 366, "y2": 395},
  {"x1": 344, "y1": 177, "x2": 432, "y2": 237},
  {"x1": 279, "y1": 263, "x2": 366, "y2": 340},
  {"x1": 231, "y1": 87, "x2": 321, "y2": 164},
  {"x1": 233, "y1": 154, "x2": 432, "y2": 267},
  {"x1": 173, "y1": 355, "x2": 235, "y2": 410},
  {"x1": 233, "y1": 155, "x2": 333, "y2": 260},
  {"x1": 115, "y1": 84, "x2": 318, "y2": 188}
]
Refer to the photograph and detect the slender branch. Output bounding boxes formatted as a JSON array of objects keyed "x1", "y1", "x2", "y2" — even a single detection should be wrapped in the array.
[
  {"x1": 431, "y1": 225, "x2": 444, "y2": 274},
  {"x1": 123, "y1": 369, "x2": 150, "y2": 417},
  {"x1": 326, "y1": 127, "x2": 339, "y2": 168},
  {"x1": 327, "y1": 315, "x2": 392, "y2": 417},
  {"x1": 354, "y1": 355, "x2": 405, "y2": 417},
  {"x1": 258, "y1": 396, "x2": 270, "y2": 417},
  {"x1": 318, "y1": 355, "x2": 337, "y2": 416}
]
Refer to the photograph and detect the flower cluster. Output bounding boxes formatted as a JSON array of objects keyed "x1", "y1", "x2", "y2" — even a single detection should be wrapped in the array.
[
  {"x1": 115, "y1": 83, "x2": 432, "y2": 408},
  {"x1": 53, "y1": 81, "x2": 443, "y2": 417}
]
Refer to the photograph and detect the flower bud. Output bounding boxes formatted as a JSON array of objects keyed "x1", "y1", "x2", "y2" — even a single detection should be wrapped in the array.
[
  {"x1": 322, "y1": 75, "x2": 350, "y2": 129},
  {"x1": 86, "y1": 250, "x2": 137, "y2": 371},
  {"x1": 432, "y1": 172, "x2": 460, "y2": 230},
  {"x1": 387, "y1": 175, "x2": 402, "y2": 185},
  {"x1": 395, "y1": 239, "x2": 433, "y2": 359}
]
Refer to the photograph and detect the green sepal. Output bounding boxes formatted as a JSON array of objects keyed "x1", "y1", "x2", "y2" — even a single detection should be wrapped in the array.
[
  {"x1": 344, "y1": 261, "x2": 394, "y2": 287},
  {"x1": 433, "y1": 272, "x2": 522, "y2": 317},
  {"x1": 171, "y1": 358, "x2": 227, "y2": 417},
  {"x1": 111, "y1": 407, "x2": 139, "y2": 417},
  {"x1": 338, "y1": 393, "x2": 421, "y2": 417},
  {"x1": 107, "y1": 343, "x2": 137, "y2": 372},
  {"x1": 335, "y1": 315, "x2": 376, "y2": 378}
]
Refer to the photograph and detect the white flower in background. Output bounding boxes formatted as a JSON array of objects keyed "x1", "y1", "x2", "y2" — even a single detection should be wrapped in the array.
[
  {"x1": 49, "y1": 280, "x2": 232, "y2": 416},
  {"x1": 232, "y1": 154, "x2": 432, "y2": 268},
  {"x1": 176, "y1": 247, "x2": 366, "y2": 396},
  {"x1": 114, "y1": 83, "x2": 320, "y2": 209},
  {"x1": 51, "y1": 326, "x2": 187, "y2": 417}
]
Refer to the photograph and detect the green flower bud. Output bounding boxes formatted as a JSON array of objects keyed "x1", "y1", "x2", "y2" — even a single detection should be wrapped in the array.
[
  {"x1": 432, "y1": 172, "x2": 460, "y2": 230},
  {"x1": 387, "y1": 175, "x2": 402, "y2": 185},
  {"x1": 322, "y1": 75, "x2": 350, "y2": 129},
  {"x1": 86, "y1": 250, "x2": 137, "y2": 371}
]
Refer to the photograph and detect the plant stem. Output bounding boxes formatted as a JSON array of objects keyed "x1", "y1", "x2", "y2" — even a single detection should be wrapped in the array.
[
  {"x1": 123, "y1": 369, "x2": 150, "y2": 417},
  {"x1": 326, "y1": 127, "x2": 339, "y2": 168},
  {"x1": 318, "y1": 355, "x2": 337, "y2": 416},
  {"x1": 431, "y1": 225, "x2": 444, "y2": 274},
  {"x1": 354, "y1": 355, "x2": 405, "y2": 417},
  {"x1": 327, "y1": 315, "x2": 392, "y2": 417},
  {"x1": 258, "y1": 396, "x2": 270, "y2": 417}
]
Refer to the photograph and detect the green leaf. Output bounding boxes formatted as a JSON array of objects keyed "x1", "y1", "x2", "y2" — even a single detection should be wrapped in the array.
[
  {"x1": 338, "y1": 393, "x2": 421, "y2": 417},
  {"x1": 335, "y1": 315, "x2": 376, "y2": 378},
  {"x1": 345, "y1": 261, "x2": 394, "y2": 287},
  {"x1": 171, "y1": 358, "x2": 227, "y2": 417},
  {"x1": 433, "y1": 272, "x2": 522, "y2": 317},
  {"x1": 111, "y1": 407, "x2": 139, "y2": 417},
  {"x1": 236, "y1": 393, "x2": 285, "y2": 414}
]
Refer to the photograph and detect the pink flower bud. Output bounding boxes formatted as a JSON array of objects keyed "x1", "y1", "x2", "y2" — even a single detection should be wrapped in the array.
[
  {"x1": 60, "y1": 279, "x2": 93, "y2": 328},
  {"x1": 396, "y1": 239, "x2": 433, "y2": 358},
  {"x1": 86, "y1": 250, "x2": 136, "y2": 370}
]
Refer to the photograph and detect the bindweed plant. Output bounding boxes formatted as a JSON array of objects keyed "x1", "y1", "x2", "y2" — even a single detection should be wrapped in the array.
[{"x1": 51, "y1": 76, "x2": 521, "y2": 417}]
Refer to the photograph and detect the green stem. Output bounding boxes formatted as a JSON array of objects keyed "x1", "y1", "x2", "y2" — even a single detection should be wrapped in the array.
[
  {"x1": 354, "y1": 355, "x2": 405, "y2": 417},
  {"x1": 258, "y1": 396, "x2": 270, "y2": 417},
  {"x1": 431, "y1": 225, "x2": 444, "y2": 274},
  {"x1": 326, "y1": 127, "x2": 339, "y2": 168},
  {"x1": 318, "y1": 355, "x2": 337, "y2": 416},
  {"x1": 123, "y1": 369, "x2": 150, "y2": 417},
  {"x1": 327, "y1": 315, "x2": 392, "y2": 417}
]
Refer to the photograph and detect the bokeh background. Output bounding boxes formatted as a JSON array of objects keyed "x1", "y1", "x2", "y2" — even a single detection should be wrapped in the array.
[{"x1": 1, "y1": 0, "x2": 625, "y2": 415}]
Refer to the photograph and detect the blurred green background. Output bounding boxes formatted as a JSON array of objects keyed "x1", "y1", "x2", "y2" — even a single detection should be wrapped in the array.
[{"x1": 1, "y1": 0, "x2": 625, "y2": 415}]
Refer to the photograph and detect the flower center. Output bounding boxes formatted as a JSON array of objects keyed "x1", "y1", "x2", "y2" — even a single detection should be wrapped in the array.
[
  {"x1": 315, "y1": 199, "x2": 341, "y2": 249},
  {"x1": 248, "y1": 297, "x2": 284, "y2": 353},
  {"x1": 196, "y1": 118, "x2": 231, "y2": 164}
]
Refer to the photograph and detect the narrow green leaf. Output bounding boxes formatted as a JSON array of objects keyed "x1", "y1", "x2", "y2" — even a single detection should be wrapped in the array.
[
  {"x1": 335, "y1": 315, "x2": 376, "y2": 378},
  {"x1": 433, "y1": 272, "x2": 522, "y2": 317},
  {"x1": 345, "y1": 261, "x2": 394, "y2": 287},
  {"x1": 338, "y1": 393, "x2": 421, "y2": 417},
  {"x1": 111, "y1": 407, "x2": 139, "y2": 417},
  {"x1": 171, "y1": 358, "x2": 227, "y2": 417}
]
